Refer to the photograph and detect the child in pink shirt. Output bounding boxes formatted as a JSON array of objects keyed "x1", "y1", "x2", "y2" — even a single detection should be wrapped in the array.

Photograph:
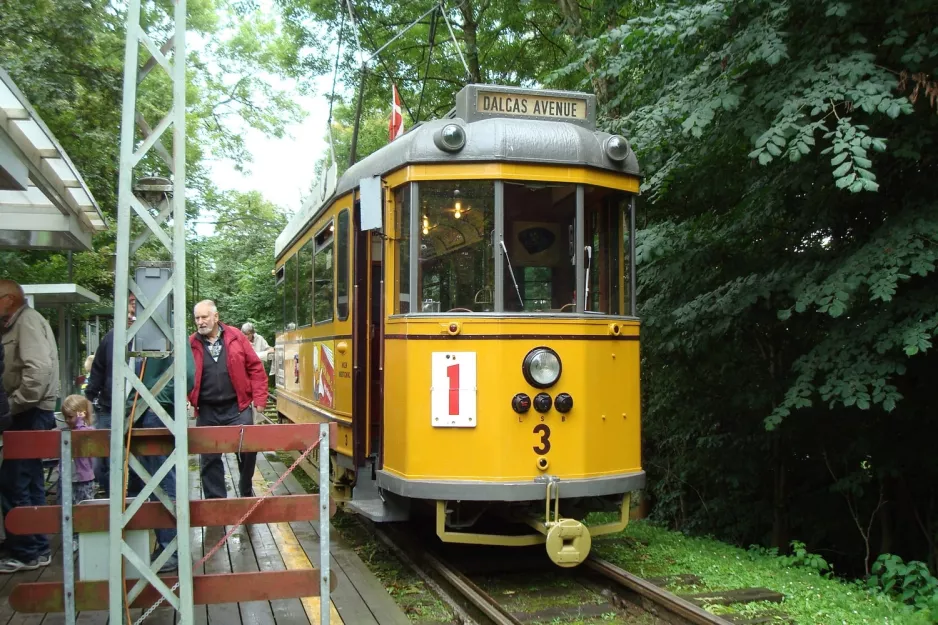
[{"x1": 60, "y1": 395, "x2": 98, "y2": 551}]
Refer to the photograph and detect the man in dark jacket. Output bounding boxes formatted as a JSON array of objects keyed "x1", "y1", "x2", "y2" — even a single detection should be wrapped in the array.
[
  {"x1": 189, "y1": 300, "x2": 267, "y2": 498},
  {"x1": 127, "y1": 348, "x2": 195, "y2": 572},
  {"x1": 84, "y1": 293, "x2": 136, "y2": 496}
]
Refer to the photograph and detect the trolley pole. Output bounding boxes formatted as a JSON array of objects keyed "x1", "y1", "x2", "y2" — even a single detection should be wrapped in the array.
[{"x1": 111, "y1": 0, "x2": 193, "y2": 622}]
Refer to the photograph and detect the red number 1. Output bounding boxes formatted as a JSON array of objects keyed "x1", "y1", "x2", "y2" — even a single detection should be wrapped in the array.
[{"x1": 447, "y1": 363, "x2": 460, "y2": 415}]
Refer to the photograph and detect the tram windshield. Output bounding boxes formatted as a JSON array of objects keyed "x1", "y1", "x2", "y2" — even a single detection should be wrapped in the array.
[{"x1": 397, "y1": 180, "x2": 633, "y2": 316}]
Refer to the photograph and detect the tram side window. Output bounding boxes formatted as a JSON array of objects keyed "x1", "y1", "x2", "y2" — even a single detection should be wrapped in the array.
[
  {"x1": 337, "y1": 209, "x2": 349, "y2": 320},
  {"x1": 418, "y1": 180, "x2": 494, "y2": 312},
  {"x1": 297, "y1": 239, "x2": 313, "y2": 327},
  {"x1": 395, "y1": 186, "x2": 410, "y2": 313},
  {"x1": 284, "y1": 254, "x2": 297, "y2": 330},
  {"x1": 502, "y1": 182, "x2": 576, "y2": 312},
  {"x1": 584, "y1": 187, "x2": 627, "y2": 315},
  {"x1": 314, "y1": 222, "x2": 334, "y2": 323},
  {"x1": 275, "y1": 265, "x2": 285, "y2": 330}
]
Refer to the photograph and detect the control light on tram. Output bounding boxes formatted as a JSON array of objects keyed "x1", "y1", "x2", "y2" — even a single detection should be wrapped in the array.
[
  {"x1": 434, "y1": 123, "x2": 467, "y2": 152},
  {"x1": 453, "y1": 189, "x2": 462, "y2": 219},
  {"x1": 533, "y1": 393, "x2": 553, "y2": 413},
  {"x1": 522, "y1": 347, "x2": 562, "y2": 388},
  {"x1": 603, "y1": 135, "x2": 631, "y2": 162}
]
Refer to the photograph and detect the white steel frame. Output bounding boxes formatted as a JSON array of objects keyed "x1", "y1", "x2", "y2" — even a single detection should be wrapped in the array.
[{"x1": 109, "y1": 0, "x2": 193, "y2": 622}]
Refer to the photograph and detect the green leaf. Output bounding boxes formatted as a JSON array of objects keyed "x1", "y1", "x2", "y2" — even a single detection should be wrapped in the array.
[
  {"x1": 831, "y1": 151, "x2": 848, "y2": 166},
  {"x1": 832, "y1": 161, "x2": 852, "y2": 178}
]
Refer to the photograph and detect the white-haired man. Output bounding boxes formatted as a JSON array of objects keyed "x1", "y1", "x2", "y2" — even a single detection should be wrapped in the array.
[
  {"x1": 188, "y1": 300, "x2": 267, "y2": 498},
  {"x1": 241, "y1": 322, "x2": 274, "y2": 372}
]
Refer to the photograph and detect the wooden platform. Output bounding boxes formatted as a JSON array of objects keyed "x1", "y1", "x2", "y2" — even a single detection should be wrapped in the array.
[{"x1": 0, "y1": 451, "x2": 410, "y2": 625}]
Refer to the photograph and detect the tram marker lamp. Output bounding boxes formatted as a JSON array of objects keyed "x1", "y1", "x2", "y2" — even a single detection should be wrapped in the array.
[
  {"x1": 555, "y1": 393, "x2": 573, "y2": 414},
  {"x1": 434, "y1": 123, "x2": 467, "y2": 152},
  {"x1": 603, "y1": 135, "x2": 631, "y2": 162},
  {"x1": 512, "y1": 393, "x2": 531, "y2": 414},
  {"x1": 522, "y1": 347, "x2": 562, "y2": 388},
  {"x1": 533, "y1": 392, "x2": 553, "y2": 413}
]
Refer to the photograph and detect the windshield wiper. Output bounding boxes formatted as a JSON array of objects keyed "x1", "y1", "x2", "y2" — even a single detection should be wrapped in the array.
[{"x1": 500, "y1": 240, "x2": 524, "y2": 309}]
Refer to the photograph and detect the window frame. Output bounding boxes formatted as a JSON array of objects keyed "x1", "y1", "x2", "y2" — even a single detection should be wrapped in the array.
[
  {"x1": 313, "y1": 219, "x2": 335, "y2": 325},
  {"x1": 337, "y1": 209, "x2": 350, "y2": 321},
  {"x1": 296, "y1": 239, "x2": 314, "y2": 328},
  {"x1": 392, "y1": 179, "x2": 638, "y2": 318}
]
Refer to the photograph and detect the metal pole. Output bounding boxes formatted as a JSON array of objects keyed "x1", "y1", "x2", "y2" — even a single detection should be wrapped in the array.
[
  {"x1": 319, "y1": 422, "x2": 331, "y2": 625},
  {"x1": 575, "y1": 185, "x2": 585, "y2": 313},
  {"x1": 61, "y1": 430, "x2": 75, "y2": 625},
  {"x1": 171, "y1": 1, "x2": 194, "y2": 618},
  {"x1": 629, "y1": 196, "x2": 636, "y2": 316},
  {"x1": 348, "y1": 64, "x2": 367, "y2": 167},
  {"x1": 113, "y1": 0, "x2": 191, "y2": 621}
]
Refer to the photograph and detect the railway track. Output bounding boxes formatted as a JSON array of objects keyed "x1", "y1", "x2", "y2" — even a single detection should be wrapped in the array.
[{"x1": 372, "y1": 524, "x2": 738, "y2": 625}]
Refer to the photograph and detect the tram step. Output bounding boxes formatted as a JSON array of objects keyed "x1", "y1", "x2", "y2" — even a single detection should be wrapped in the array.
[{"x1": 347, "y1": 497, "x2": 410, "y2": 523}]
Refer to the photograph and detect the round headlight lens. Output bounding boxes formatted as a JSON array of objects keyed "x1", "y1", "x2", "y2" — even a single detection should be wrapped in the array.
[
  {"x1": 434, "y1": 123, "x2": 467, "y2": 152},
  {"x1": 604, "y1": 135, "x2": 631, "y2": 162},
  {"x1": 522, "y1": 347, "x2": 562, "y2": 388}
]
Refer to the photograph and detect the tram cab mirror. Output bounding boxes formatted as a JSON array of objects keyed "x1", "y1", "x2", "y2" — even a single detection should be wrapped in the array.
[{"x1": 359, "y1": 176, "x2": 383, "y2": 231}]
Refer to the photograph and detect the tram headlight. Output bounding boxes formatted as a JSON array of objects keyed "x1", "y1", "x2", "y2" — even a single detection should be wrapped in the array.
[
  {"x1": 434, "y1": 123, "x2": 467, "y2": 152},
  {"x1": 522, "y1": 347, "x2": 562, "y2": 388},
  {"x1": 604, "y1": 135, "x2": 631, "y2": 162}
]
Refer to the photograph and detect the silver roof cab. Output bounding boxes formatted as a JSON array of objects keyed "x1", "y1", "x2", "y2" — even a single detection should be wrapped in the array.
[{"x1": 275, "y1": 84, "x2": 639, "y2": 259}]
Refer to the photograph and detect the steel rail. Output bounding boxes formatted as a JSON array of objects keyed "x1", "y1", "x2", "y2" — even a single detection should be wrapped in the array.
[
  {"x1": 585, "y1": 556, "x2": 733, "y2": 625},
  {"x1": 374, "y1": 526, "x2": 522, "y2": 625}
]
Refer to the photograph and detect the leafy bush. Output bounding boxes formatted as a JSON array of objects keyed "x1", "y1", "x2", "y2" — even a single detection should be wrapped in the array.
[
  {"x1": 778, "y1": 540, "x2": 832, "y2": 575},
  {"x1": 869, "y1": 554, "x2": 938, "y2": 615}
]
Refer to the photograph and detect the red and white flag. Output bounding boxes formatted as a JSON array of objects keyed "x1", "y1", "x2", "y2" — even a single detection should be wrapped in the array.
[{"x1": 389, "y1": 84, "x2": 404, "y2": 142}]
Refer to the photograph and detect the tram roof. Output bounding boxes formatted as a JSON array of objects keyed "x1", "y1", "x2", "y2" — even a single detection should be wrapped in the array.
[
  {"x1": 276, "y1": 85, "x2": 640, "y2": 259},
  {"x1": 0, "y1": 67, "x2": 107, "y2": 252}
]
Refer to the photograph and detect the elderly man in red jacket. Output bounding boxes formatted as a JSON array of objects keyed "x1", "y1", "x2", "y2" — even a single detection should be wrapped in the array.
[{"x1": 189, "y1": 300, "x2": 267, "y2": 498}]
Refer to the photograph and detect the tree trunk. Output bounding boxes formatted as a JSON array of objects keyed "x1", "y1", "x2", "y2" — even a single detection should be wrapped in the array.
[
  {"x1": 457, "y1": 1, "x2": 483, "y2": 83},
  {"x1": 878, "y1": 476, "x2": 894, "y2": 556},
  {"x1": 555, "y1": 0, "x2": 611, "y2": 107},
  {"x1": 771, "y1": 434, "x2": 790, "y2": 550}
]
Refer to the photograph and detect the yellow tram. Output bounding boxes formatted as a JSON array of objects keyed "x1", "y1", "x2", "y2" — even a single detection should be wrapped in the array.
[{"x1": 272, "y1": 84, "x2": 643, "y2": 566}]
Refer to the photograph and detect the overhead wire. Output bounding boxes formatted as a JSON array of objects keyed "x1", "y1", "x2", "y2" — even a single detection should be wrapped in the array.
[
  {"x1": 326, "y1": 5, "x2": 346, "y2": 164},
  {"x1": 439, "y1": 1, "x2": 472, "y2": 80}
]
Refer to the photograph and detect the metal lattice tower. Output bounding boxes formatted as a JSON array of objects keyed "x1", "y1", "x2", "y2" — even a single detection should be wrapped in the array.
[{"x1": 110, "y1": 0, "x2": 193, "y2": 622}]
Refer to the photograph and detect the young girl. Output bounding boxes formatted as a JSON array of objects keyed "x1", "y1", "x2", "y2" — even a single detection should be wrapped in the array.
[{"x1": 60, "y1": 395, "x2": 98, "y2": 550}]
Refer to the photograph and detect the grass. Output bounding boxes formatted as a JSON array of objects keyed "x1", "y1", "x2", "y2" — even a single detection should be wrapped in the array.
[
  {"x1": 588, "y1": 518, "x2": 931, "y2": 625},
  {"x1": 332, "y1": 510, "x2": 453, "y2": 622}
]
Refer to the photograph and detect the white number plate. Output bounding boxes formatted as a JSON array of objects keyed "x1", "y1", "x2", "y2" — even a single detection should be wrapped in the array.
[{"x1": 430, "y1": 352, "x2": 477, "y2": 428}]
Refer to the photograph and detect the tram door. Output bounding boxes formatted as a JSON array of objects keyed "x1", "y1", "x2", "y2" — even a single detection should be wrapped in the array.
[{"x1": 352, "y1": 199, "x2": 385, "y2": 476}]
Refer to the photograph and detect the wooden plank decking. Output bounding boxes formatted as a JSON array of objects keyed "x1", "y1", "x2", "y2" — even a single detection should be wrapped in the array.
[{"x1": 0, "y1": 450, "x2": 410, "y2": 625}]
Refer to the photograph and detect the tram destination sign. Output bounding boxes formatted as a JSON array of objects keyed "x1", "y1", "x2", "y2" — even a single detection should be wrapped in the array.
[
  {"x1": 455, "y1": 85, "x2": 596, "y2": 129},
  {"x1": 476, "y1": 90, "x2": 588, "y2": 121}
]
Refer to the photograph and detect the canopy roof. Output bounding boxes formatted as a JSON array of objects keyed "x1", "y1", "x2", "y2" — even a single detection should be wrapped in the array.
[
  {"x1": 22, "y1": 283, "x2": 100, "y2": 307},
  {"x1": 0, "y1": 67, "x2": 107, "y2": 251}
]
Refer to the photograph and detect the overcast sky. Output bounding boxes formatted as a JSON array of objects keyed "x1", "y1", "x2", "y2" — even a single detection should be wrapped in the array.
[{"x1": 203, "y1": 75, "x2": 333, "y2": 224}]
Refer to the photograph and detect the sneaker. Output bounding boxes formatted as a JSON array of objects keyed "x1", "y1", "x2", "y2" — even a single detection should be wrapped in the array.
[
  {"x1": 0, "y1": 557, "x2": 39, "y2": 573},
  {"x1": 72, "y1": 538, "x2": 79, "y2": 553},
  {"x1": 151, "y1": 549, "x2": 177, "y2": 574},
  {"x1": 37, "y1": 553, "x2": 52, "y2": 567},
  {"x1": 159, "y1": 556, "x2": 178, "y2": 574}
]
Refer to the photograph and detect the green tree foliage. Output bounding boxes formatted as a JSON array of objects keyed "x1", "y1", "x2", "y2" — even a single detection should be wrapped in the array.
[
  {"x1": 189, "y1": 191, "x2": 287, "y2": 340},
  {"x1": 0, "y1": 0, "x2": 303, "y2": 298},
  {"x1": 276, "y1": 0, "x2": 580, "y2": 175},
  {"x1": 555, "y1": 0, "x2": 938, "y2": 575}
]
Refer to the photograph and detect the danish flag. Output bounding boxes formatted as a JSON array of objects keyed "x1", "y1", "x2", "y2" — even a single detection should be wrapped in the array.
[{"x1": 389, "y1": 83, "x2": 404, "y2": 142}]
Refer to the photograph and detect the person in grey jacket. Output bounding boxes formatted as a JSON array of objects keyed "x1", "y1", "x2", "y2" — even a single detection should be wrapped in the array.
[
  {"x1": 0, "y1": 279, "x2": 58, "y2": 573},
  {"x1": 0, "y1": 342, "x2": 9, "y2": 425}
]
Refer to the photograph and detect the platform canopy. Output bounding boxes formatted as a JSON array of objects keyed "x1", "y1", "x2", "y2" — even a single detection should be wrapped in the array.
[
  {"x1": 22, "y1": 283, "x2": 100, "y2": 307},
  {"x1": 0, "y1": 67, "x2": 107, "y2": 252}
]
